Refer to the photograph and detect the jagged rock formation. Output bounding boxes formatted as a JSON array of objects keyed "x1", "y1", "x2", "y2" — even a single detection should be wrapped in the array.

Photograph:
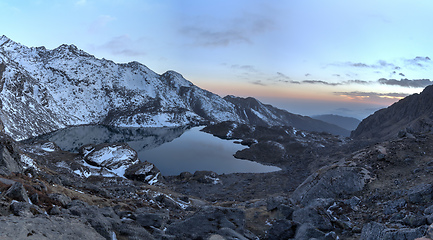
[
  {"x1": 352, "y1": 85, "x2": 433, "y2": 140},
  {"x1": 224, "y1": 96, "x2": 351, "y2": 136}
]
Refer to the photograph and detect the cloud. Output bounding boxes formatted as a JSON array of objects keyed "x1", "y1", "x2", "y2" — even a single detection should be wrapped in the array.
[
  {"x1": 403, "y1": 56, "x2": 431, "y2": 68},
  {"x1": 334, "y1": 91, "x2": 408, "y2": 101},
  {"x1": 303, "y1": 80, "x2": 341, "y2": 86},
  {"x1": 250, "y1": 80, "x2": 267, "y2": 86},
  {"x1": 346, "y1": 80, "x2": 370, "y2": 84},
  {"x1": 180, "y1": 13, "x2": 275, "y2": 47},
  {"x1": 99, "y1": 35, "x2": 146, "y2": 57},
  {"x1": 231, "y1": 64, "x2": 258, "y2": 72},
  {"x1": 335, "y1": 60, "x2": 400, "y2": 70},
  {"x1": 378, "y1": 78, "x2": 433, "y2": 88}
]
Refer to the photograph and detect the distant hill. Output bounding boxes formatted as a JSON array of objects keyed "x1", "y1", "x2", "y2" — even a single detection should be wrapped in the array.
[
  {"x1": 311, "y1": 114, "x2": 361, "y2": 131},
  {"x1": 224, "y1": 96, "x2": 351, "y2": 137},
  {"x1": 351, "y1": 85, "x2": 433, "y2": 140}
]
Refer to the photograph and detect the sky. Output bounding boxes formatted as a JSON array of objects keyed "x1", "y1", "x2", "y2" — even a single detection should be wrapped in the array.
[{"x1": 1, "y1": 0, "x2": 432, "y2": 119}]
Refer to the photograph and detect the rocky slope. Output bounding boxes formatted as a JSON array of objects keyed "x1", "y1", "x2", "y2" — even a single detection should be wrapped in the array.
[
  {"x1": 352, "y1": 85, "x2": 433, "y2": 141},
  {"x1": 224, "y1": 96, "x2": 351, "y2": 136}
]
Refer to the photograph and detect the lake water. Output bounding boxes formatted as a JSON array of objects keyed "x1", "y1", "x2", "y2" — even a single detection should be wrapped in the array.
[{"x1": 32, "y1": 125, "x2": 280, "y2": 176}]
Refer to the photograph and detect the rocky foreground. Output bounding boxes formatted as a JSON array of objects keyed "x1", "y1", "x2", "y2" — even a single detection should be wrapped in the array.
[{"x1": 1, "y1": 122, "x2": 433, "y2": 239}]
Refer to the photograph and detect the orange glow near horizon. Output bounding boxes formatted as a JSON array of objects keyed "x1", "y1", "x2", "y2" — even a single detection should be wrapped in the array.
[{"x1": 197, "y1": 80, "x2": 405, "y2": 107}]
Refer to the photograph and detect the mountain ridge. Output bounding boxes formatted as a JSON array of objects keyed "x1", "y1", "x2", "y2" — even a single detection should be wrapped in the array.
[
  {"x1": 0, "y1": 35, "x2": 348, "y2": 140},
  {"x1": 311, "y1": 114, "x2": 360, "y2": 131},
  {"x1": 351, "y1": 84, "x2": 433, "y2": 140}
]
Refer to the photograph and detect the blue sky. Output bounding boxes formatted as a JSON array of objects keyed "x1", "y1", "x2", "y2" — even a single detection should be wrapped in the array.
[{"x1": 1, "y1": 0, "x2": 432, "y2": 119}]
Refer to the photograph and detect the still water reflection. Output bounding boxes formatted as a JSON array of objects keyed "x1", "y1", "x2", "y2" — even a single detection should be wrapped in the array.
[{"x1": 33, "y1": 125, "x2": 280, "y2": 176}]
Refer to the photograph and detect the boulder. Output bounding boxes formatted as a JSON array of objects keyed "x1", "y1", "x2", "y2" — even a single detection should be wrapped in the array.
[
  {"x1": 0, "y1": 215, "x2": 105, "y2": 239},
  {"x1": 166, "y1": 206, "x2": 245, "y2": 239},
  {"x1": 80, "y1": 143, "x2": 139, "y2": 176},
  {"x1": 67, "y1": 200, "x2": 121, "y2": 239},
  {"x1": 133, "y1": 209, "x2": 169, "y2": 229},
  {"x1": 115, "y1": 222, "x2": 155, "y2": 240},
  {"x1": 292, "y1": 206, "x2": 333, "y2": 231},
  {"x1": 407, "y1": 184, "x2": 433, "y2": 204},
  {"x1": 294, "y1": 223, "x2": 326, "y2": 240},
  {"x1": 192, "y1": 171, "x2": 221, "y2": 184},
  {"x1": 291, "y1": 165, "x2": 371, "y2": 205},
  {"x1": 0, "y1": 142, "x2": 22, "y2": 175},
  {"x1": 4, "y1": 182, "x2": 29, "y2": 203},
  {"x1": 266, "y1": 219, "x2": 297, "y2": 240},
  {"x1": 361, "y1": 222, "x2": 426, "y2": 240},
  {"x1": 124, "y1": 161, "x2": 162, "y2": 185},
  {"x1": 48, "y1": 193, "x2": 72, "y2": 207}
]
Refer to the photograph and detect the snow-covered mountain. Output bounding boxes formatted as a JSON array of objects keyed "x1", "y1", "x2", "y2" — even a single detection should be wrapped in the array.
[
  {"x1": 0, "y1": 36, "x2": 349, "y2": 140},
  {"x1": 0, "y1": 36, "x2": 241, "y2": 140}
]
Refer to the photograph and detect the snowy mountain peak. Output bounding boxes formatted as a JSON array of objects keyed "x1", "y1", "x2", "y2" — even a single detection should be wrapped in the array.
[
  {"x1": 0, "y1": 37, "x2": 243, "y2": 140},
  {"x1": 0, "y1": 35, "x2": 10, "y2": 45},
  {"x1": 0, "y1": 37, "x2": 349, "y2": 140}
]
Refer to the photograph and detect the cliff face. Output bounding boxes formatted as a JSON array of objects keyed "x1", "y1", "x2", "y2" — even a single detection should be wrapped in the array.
[{"x1": 351, "y1": 85, "x2": 433, "y2": 140}]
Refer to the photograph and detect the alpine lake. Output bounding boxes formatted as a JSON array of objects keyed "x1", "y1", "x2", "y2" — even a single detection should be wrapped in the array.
[{"x1": 29, "y1": 125, "x2": 280, "y2": 176}]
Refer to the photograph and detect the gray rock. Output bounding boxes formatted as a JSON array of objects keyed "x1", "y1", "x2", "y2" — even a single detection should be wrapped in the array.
[
  {"x1": 266, "y1": 219, "x2": 296, "y2": 240},
  {"x1": 155, "y1": 194, "x2": 181, "y2": 209},
  {"x1": 134, "y1": 211, "x2": 169, "y2": 229},
  {"x1": 407, "y1": 183, "x2": 433, "y2": 204},
  {"x1": 292, "y1": 206, "x2": 333, "y2": 231},
  {"x1": 0, "y1": 142, "x2": 22, "y2": 175},
  {"x1": 0, "y1": 215, "x2": 105, "y2": 239},
  {"x1": 48, "y1": 193, "x2": 72, "y2": 207},
  {"x1": 4, "y1": 182, "x2": 29, "y2": 203},
  {"x1": 403, "y1": 214, "x2": 426, "y2": 227},
  {"x1": 67, "y1": 200, "x2": 121, "y2": 239},
  {"x1": 424, "y1": 205, "x2": 433, "y2": 215},
  {"x1": 294, "y1": 223, "x2": 326, "y2": 240},
  {"x1": 382, "y1": 226, "x2": 426, "y2": 240},
  {"x1": 81, "y1": 143, "x2": 138, "y2": 171},
  {"x1": 114, "y1": 222, "x2": 155, "y2": 240},
  {"x1": 48, "y1": 205, "x2": 61, "y2": 215},
  {"x1": 291, "y1": 165, "x2": 371, "y2": 205},
  {"x1": 124, "y1": 161, "x2": 162, "y2": 185},
  {"x1": 29, "y1": 193, "x2": 39, "y2": 205},
  {"x1": 217, "y1": 227, "x2": 248, "y2": 240},
  {"x1": 266, "y1": 196, "x2": 292, "y2": 211},
  {"x1": 361, "y1": 221, "x2": 426, "y2": 240},
  {"x1": 360, "y1": 222, "x2": 386, "y2": 240},
  {"x1": 192, "y1": 170, "x2": 221, "y2": 184},
  {"x1": 166, "y1": 206, "x2": 245, "y2": 239},
  {"x1": 307, "y1": 198, "x2": 335, "y2": 209},
  {"x1": 383, "y1": 198, "x2": 406, "y2": 215},
  {"x1": 10, "y1": 201, "x2": 33, "y2": 217}
]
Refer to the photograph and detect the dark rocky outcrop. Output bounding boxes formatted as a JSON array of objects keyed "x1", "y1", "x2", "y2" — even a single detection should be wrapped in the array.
[
  {"x1": 124, "y1": 161, "x2": 162, "y2": 184},
  {"x1": 165, "y1": 206, "x2": 247, "y2": 239},
  {"x1": 291, "y1": 164, "x2": 371, "y2": 206},
  {"x1": 352, "y1": 84, "x2": 433, "y2": 140}
]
